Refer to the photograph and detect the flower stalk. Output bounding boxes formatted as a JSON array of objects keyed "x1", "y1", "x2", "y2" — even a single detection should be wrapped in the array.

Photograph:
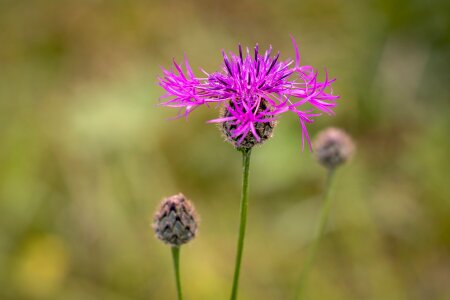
[
  {"x1": 230, "y1": 148, "x2": 252, "y2": 300},
  {"x1": 171, "y1": 246, "x2": 183, "y2": 300},
  {"x1": 296, "y1": 169, "x2": 336, "y2": 299},
  {"x1": 295, "y1": 127, "x2": 355, "y2": 298}
]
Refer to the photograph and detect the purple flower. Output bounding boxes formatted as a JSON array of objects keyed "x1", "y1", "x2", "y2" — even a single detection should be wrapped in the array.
[{"x1": 158, "y1": 37, "x2": 339, "y2": 150}]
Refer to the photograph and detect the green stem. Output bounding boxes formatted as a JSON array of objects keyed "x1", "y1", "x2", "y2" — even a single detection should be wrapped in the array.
[
  {"x1": 171, "y1": 246, "x2": 183, "y2": 300},
  {"x1": 230, "y1": 148, "x2": 252, "y2": 300},
  {"x1": 296, "y1": 169, "x2": 336, "y2": 299}
]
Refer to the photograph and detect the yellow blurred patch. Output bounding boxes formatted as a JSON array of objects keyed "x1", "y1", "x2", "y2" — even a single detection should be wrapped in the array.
[{"x1": 14, "y1": 235, "x2": 70, "y2": 299}]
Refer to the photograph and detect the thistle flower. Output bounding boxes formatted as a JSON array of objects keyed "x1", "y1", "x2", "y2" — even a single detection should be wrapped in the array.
[
  {"x1": 158, "y1": 37, "x2": 339, "y2": 150},
  {"x1": 313, "y1": 127, "x2": 355, "y2": 169},
  {"x1": 153, "y1": 194, "x2": 198, "y2": 247}
]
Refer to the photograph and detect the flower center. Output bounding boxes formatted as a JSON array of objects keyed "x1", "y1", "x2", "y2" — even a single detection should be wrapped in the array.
[{"x1": 220, "y1": 99, "x2": 276, "y2": 150}]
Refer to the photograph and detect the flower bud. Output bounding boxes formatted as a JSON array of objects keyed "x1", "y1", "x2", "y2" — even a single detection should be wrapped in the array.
[
  {"x1": 220, "y1": 99, "x2": 276, "y2": 150},
  {"x1": 153, "y1": 194, "x2": 198, "y2": 247},
  {"x1": 313, "y1": 127, "x2": 355, "y2": 169}
]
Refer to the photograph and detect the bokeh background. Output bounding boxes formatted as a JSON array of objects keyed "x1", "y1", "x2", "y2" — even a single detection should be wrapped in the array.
[{"x1": 1, "y1": 0, "x2": 449, "y2": 299}]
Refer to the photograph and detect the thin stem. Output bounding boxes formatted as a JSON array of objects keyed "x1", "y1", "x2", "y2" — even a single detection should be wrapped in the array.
[
  {"x1": 296, "y1": 168, "x2": 336, "y2": 299},
  {"x1": 171, "y1": 246, "x2": 183, "y2": 300},
  {"x1": 230, "y1": 148, "x2": 252, "y2": 300}
]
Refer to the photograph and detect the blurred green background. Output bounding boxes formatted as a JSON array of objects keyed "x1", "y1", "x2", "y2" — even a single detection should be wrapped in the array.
[{"x1": 0, "y1": 0, "x2": 449, "y2": 299}]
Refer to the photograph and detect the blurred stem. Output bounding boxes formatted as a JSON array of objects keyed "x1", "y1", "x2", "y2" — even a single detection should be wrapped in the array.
[
  {"x1": 230, "y1": 148, "x2": 252, "y2": 300},
  {"x1": 296, "y1": 168, "x2": 336, "y2": 299},
  {"x1": 171, "y1": 246, "x2": 183, "y2": 300}
]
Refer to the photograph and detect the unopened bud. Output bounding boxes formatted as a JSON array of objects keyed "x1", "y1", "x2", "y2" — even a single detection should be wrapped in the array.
[
  {"x1": 313, "y1": 127, "x2": 355, "y2": 169},
  {"x1": 153, "y1": 194, "x2": 198, "y2": 247}
]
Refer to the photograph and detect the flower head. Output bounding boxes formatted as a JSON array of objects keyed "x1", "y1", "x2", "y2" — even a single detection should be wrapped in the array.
[
  {"x1": 153, "y1": 193, "x2": 199, "y2": 247},
  {"x1": 158, "y1": 37, "x2": 339, "y2": 150},
  {"x1": 313, "y1": 127, "x2": 355, "y2": 169}
]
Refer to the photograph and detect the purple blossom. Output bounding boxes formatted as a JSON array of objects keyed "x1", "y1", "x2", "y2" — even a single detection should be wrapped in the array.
[{"x1": 158, "y1": 37, "x2": 339, "y2": 150}]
